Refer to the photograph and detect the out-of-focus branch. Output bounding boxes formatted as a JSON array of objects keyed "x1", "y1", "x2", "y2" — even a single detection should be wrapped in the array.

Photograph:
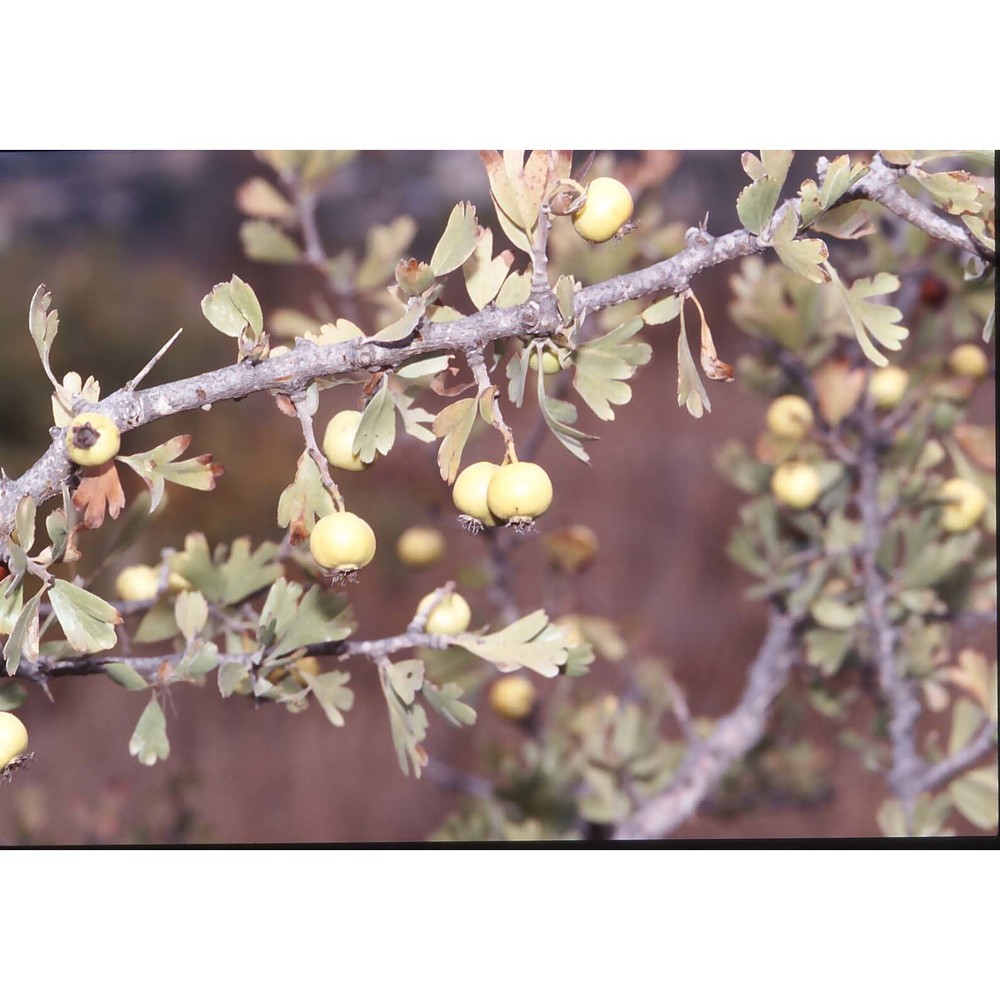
[
  {"x1": 613, "y1": 608, "x2": 799, "y2": 840},
  {"x1": 856, "y1": 424, "x2": 925, "y2": 832},
  {"x1": 12, "y1": 620, "x2": 457, "y2": 685},
  {"x1": 847, "y1": 154, "x2": 995, "y2": 264},
  {"x1": 918, "y1": 720, "x2": 997, "y2": 795}
]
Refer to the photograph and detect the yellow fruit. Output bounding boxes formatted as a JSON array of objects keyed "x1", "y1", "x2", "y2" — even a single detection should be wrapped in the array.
[
  {"x1": 309, "y1": 511, "x2": 377, "y2": 571},
  {"x1": 868, "y1": 365, "x2": 909, "y2": 409},
  {"x1": 488, "y1": 675, "x2": 537, "y2": 721},
  {"x1": 766, "y1": 395, "x2": 814, "y2": 440},
  {"x1": 452, "y1": 461, "x2": 501, "y2": 525},
  {"x1": 948, "y1": 344, "x2": 989, "y2": 379},
  {"x1": 396, "y1": 526, "x2": 446, "y2": 569},
  {"x1": 417, "y1": 592, "x2": 472, "y2": 635},
  {"x1": 0, "y1": 712, "x2": 29, "y2": 770},
  {"x1": 115, "y1": 565, "x2": 160, "y2": 602},
  {"x1": 939, "y1": 478, "x2": 987, "y2": 533},
  {"x1": 771, "y1": 461, "x2": 822, "y2": 509},
  {"x1": 322, "y1": 410, "x2": 370, "y2": 472},
  {"x1": 528, "y1": 347, "x2": 564, "y2": 374},
  {"x1": 487, "y1": 462, "x2": 553, "y2": 521},
  {"x1": 572, "y1": 177, "x2": 634, "y2": 243},
  {"x1": 65, "y1": 412, "x2": 120, "y2": 467}
]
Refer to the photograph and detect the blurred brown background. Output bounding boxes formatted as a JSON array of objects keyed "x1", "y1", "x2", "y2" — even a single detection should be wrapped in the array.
[{"x1": 0, "y1": 151, "x2": 991, "y2": 843}]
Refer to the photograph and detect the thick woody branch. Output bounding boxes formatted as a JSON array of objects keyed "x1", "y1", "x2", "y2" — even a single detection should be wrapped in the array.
[
  {"x1": 856, "y1": 418, "x2": 925, "y2": 831},
  {"x1": 848, "y1": 154, "x2": 994, "y2": 264},
  {"x1": 613, "y1": 609, "x2": 799, "y2": 840}
]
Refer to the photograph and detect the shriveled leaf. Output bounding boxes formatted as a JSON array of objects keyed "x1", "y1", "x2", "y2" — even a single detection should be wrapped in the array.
[
  {"x1": 129, "y1": 695, "x2": 169, "y2": 766},
  {"x1": 72, "y1": 462, "x2": 126, "y2": 530},
  {"x1": 434, "y1": 396, "x2": 479, "y2": 484},
  {"x1": 430, "y1": 202, "x2": 479, "y2": 276},
  {"x1": 308, "y1": 670, "x2": 355, "y2": 727},
  {"x1": 28, "y1": 285, "x2": 59, "y2": 381},
  {"x1": 379, "y1": 667, "x2": 428, "y2": 777},
  {"x1": 463, "y1": 227, "x2": 515, "y2": 309},
  {"x1": 677, "y1": 308, "x2": 711, "y2": 418},
  {"x1": 354, "y1": 378, "x2": 396, "y2": 462},
  {"x1": 240, "y1": 220, "x2": 301, "y2": 263},
  {"x1": 277, "y1": 451, "x2": 336, "y2": 545},
  {"x1": 4, "y1": 590, "x2": 43, "y2": 675},
  {"x1": 50, "y1": 579, "x2": 121, "y2": 654}
]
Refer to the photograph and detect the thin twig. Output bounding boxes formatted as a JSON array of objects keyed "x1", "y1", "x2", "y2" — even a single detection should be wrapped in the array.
[
  {"x1": 290, "y1": 390, "x2": 344, "y2": 511},
  {"x1": 466, "y1": 346, "x2": 517, "y2": 461}
]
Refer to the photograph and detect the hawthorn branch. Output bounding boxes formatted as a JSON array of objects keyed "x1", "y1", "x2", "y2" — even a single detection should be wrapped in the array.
[
  {"x1": 917, "y1": 719, "x2": 997, "y2": 795},
  {"x1": 613, "y1": 608, "x2": 800, "y2": 840},
  {"x1": 856, "y1": 410, "x2": 925, "y2": 832},
  {"x1": 2, "y1": 151, "x2": 990, "y2": 548},
  {"x1": 13, "y1": 622, "x2": 457, "y2": 684},
  {"x1": 846, "y1": 154, "x2": 995, "y2": 265}
]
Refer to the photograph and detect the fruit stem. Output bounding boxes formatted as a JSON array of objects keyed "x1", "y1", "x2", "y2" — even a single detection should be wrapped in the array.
[
  {"x1": 291, "y1": 390, "x2": 345, "y2": 512},
  {"x1": 465, "y1": 348, "x2": 518, "y2": 463}
]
